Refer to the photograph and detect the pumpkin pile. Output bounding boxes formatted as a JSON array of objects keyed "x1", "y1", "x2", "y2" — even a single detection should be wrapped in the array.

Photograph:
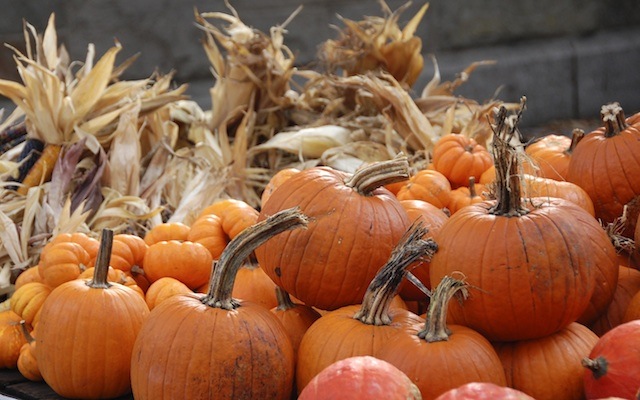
[{"x1": 0, "y1": 1, "x2": 640, "y2": 399}]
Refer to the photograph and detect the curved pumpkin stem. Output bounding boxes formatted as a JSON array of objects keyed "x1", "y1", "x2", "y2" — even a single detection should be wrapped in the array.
[
  {"x1": 489, "y1": 98, "x2": 529, "y2": 217},
  {"x1": 345, "y1": 155, "x2": 410, "y2": 195},
  {"x1": 88, "y1": 229, "x2": 114, "y2": 289},
  {"x1": 353, "y1": 221, "x2": 437, "y2": 326},
  {"x1": 601, "y1": 102, "x2": 628, "y2": 138},
  {"x1": 418, "y1": 275, "x2": 468, "y2": 342},
  {"x1": 202, "y1": 207, "x2": 309, "y2": 310}
]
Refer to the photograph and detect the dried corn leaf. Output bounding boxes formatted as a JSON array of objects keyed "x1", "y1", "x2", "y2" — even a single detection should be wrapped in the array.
[{"x1": 108, "y1": 102, "x2": 141, "y2": 196}]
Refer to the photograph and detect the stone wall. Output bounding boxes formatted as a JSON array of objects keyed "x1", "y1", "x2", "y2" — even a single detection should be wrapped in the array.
[{"x1": 1, "y1": 0, "x2": 639, "y2": 127}]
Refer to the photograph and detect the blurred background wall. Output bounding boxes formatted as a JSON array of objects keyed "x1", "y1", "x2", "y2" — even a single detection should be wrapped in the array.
[{"x1": 1, "y1": 0, "x2": 639, "y2": 128}]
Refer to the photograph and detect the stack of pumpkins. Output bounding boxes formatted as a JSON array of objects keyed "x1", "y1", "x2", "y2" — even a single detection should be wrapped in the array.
[{"x1": 1, "y1": 102, "x2": 640, "y2": 399}]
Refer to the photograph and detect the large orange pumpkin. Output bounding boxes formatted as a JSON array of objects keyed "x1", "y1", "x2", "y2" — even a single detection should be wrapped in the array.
[
  {"x1": 255, "y1": 157, "x2": 412, "y2": 310},
  {"x1": 130, "y1": 208, "x2": 307, "y2": 400},
  {"x1": 567, "y1": 103, "x2": 640, "y2": 236},
  {"x1": 430, "y1": 104, "x2": 612, "y2": 342}
]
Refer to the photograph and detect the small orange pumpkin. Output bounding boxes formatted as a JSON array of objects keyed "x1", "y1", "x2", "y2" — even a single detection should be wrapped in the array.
[
  {"x1": 524, "y1": 130, "x2": 583, "y2": 181},
  {"x1": 198, "y1": 198, "x2": 259, "y2": 240},
  {"x1": 0, "y1": 310, "x2": 28, "y2": 369},
  {"x1": 143, "y1": 240, "x2": 213, "y2": 289},
  {"x1": 432, "y1": 133, "x2": 493, "y2": 188},
  {"x1": 396, "y1": 169, "x2": 452, "y2": 209},
  {"x1": 144, "y1": 277, "x2": 192, "y2": 310},
  {"x1": 37, "y1": 241, "x2": 91, "y2": 288},
  {"x1": 17, "y1": 321, "x2": 41, "y2": 381},
  {"x1": 10, "y1": 282, "x2": 51, "y2": 326},
  {"x1": 143, "y1": 222, "x2": 190, "y2": 246},
  {"x1": 446, "y1": 177, "x2": 487, "y2": 214},
  {"x1": 186, "y1": 213, "x2": 228, "y2": 260},
  {"x1": 261, "y1": 167, "x2": 301, "y2": 207}
]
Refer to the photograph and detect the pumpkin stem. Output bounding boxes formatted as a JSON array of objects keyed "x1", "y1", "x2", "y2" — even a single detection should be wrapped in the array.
[
  {"x1": 345, "y1": 155, "x2": 410, "y2": 195},
  {"x1": 468, "y1": 176, "x2": 477, "y2": 197},
  {"x1": 417, "y1": 275, "x2": 468, "y2": 342},
  {"x1": 274, "y1": 287, "x2": 297, "y2": 311},
  {"x1": 202, "y1": 207, "x2": 309, "y2": 310},
  {"x1": 601, "y1": 102, "x2": 628, "y2": 138},
  {"x1": 489, "y1": 98, "x2": 529, "y2": 217},
  {"x1": 87, "y1": 228, "x2": 114, "y2": 289},
  {"x1": 581, "y1": 356, "x2": 609, "y2": 380},
  {"x1": 19, "y1": 320, "x2": 35, "y2": 344},
  {"x1": 353, "y1": 221, "x2": 438, "y2": 326},
  {"x1": 565, "y1": 128, "x2": 584, "y2": 155}
]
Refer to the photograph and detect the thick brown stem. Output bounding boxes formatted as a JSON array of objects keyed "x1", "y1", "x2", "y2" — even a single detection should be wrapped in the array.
[
  {"x1": 87, "y1": 229, "x2": 114, "y2": 289},
  {"x1": 274, "y1": 287, "x2": 297, "y2": 311},
  {"x1": 345, "y1": 155, "x2": 410, "y2": 195},
  {"x1": 601, "y1": 102, "x2": 628, "y2": 138},
  {"x1": 202, "y1": 207, "x2": 309, "y2": 310},
  {"x1": 417, "y1": 275, "x2": 468, "y2": 342},
  {"x1": 19, "y1": 320, "x2": 35, "y2": 343},
  {"x1": 353, "y1": 221, "x2": 437, "y2": 325},
  {"x1": 565, "y1": 128, "x2": 584, "y2": 155},
  {"x1": 489, "y1": 98, "x2": 529, "y2": 217}
]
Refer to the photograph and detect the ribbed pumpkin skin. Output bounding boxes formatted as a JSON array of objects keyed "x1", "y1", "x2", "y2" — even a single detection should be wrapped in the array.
[
  {"x1": 131, "y1": 294, "x2": 294, "y2": 400},
  {"x1": 430, "y1": 198, "x2": 608, "y2": 342},
  {"x1": 567, "y1": 122, "x2": 640, "y2": 227},
  {"x1": 296, "y1": 305, "x2": 424, "y2": 391},
  {"x1": 525, "y1": 134, "x2": 572, "y2": 181},
  {"x1": 494, "y1": 322, "x2": 599, "y2": 400},
  {"x1": 36, "y1": 281, "x2": 149, "y2": 399},
  {"x1": 376, "y1": 323, "x2": 507, "y2": 399},
  {"x1": 255, "y1": 167, "x2": 411, "y2": 310}
]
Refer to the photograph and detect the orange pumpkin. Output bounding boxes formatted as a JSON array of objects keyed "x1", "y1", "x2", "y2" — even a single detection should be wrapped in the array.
[
  {"x1": 446, "y1": 177, "x2": 487, "y2": 214},
  {"x1": 143, "y1": 222, "x2": 190, "y2": 246},
  {"x1": 396, "y1": 169, "x2": 452, "y2": 209},
  {"x1": 397, "y1": 199, "x2": 449, "y2": 300},
  {"x1": 589, "y1": 266, "x2": 640, "y2": 336},
  {"x1": 270, "y1": 287, "x2": 321, "y2": 358},
  {"x1": 376, "y1": 277, "x2": 507, "y2": 399},
  {"x1": 144, "y1": 277, "x2": 192, "y2": 310},
  {"x1": 37, "y1": 241, "x2": 91, "y2": 288},
  {"x1": 131, "y1": 208, "x2": 307, "y2": 399},
  {"x1": 10, "y1": 282, "x2": 51, "y2": 326},
  {"x1": 256, "y1": 157, "x2": 412, "y2": 310},
  {"x1": 567, "y1": 103, "x2": 640, "y2": 236},
  {"x1": 494, "y1": 322, "x2": 599, "y2": 400},
  {"x1": 231, "y1": 263, "x2": 279, "y2": 310},
  {"x1": 17, "y1": 322, "x2": 41, "y2": 381},
  {"x1": 432, "y1": 133, "x2": 493, "y2": 188},
  {"x1": 296, "y1": 222, "x2": 435, "y2": 392},
  {"x1": 198, "y1": 198, "x2": 259, "y2": 240},
  {"x1": 430, "y1": 104, "x2": 611, "y2": 342},
  {"x1": 524, "y1": 130, "x2": 583, "y2": 181},
  {"x1": 143, "y1": 240, "x2": 213, "y2": 289},
  {"x1": 261, "y1": 167, "x2": 301, "y2": 207},
  {"x1": 36, "y1": 229, "x2": 150, "y2": 399},
  {"x1": 0, "y1": 310, "x2": 28, "y2": 368},
  {"x1": 186, "y1": 213, "x2": 228, "y2": 260},
  {"x1": 110, "y1": 234, "x2": 147, "y2": 273},
  {"x1": 14, "y1": 267, "x2": 43, "y2": 290},
  {"x1": 522, "y1": 174, "x2": 595, "y2": 216}
]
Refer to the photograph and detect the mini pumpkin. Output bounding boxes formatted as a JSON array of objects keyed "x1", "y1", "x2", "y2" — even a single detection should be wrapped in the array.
[{"x1": 432, "y1": 133, "x2": 493, "y2": 189}]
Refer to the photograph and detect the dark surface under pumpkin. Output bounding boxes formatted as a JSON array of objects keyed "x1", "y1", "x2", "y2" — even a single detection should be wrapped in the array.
[{"x1": 0, "y1": 369, "x2": 133, "y2": 400}]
